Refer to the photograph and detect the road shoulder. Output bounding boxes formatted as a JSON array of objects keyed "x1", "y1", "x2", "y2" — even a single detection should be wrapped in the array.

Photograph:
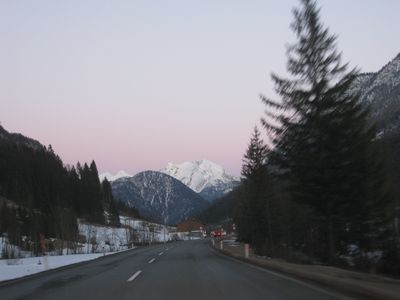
[{"x1": 211, "y1": 241, "x2": 400, "y2": 300}]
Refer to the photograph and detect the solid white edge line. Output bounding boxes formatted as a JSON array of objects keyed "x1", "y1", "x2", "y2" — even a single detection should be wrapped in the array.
[
  {"x1": 127, "y1": 270, "x2": 142, "y2": 282},
  {"x1": 148, "y1": 258, "x2": 156, "y2": 264},
  {"x1": 159, "y1": 252, "x2": 164, "y2": 256},
  {"x1": 210, "y1": 247, "x2": 353, "y2": 300}
]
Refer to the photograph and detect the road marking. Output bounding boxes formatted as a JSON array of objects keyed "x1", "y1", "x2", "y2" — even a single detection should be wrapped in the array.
[
  {"x1": 158, "y1": 252, "x2": 164, "y2": 256},
  {"x1": 148, "y1": 258, "x2": 156, "y2": 264},
  {"x1": 165, "y1": 248, "x2": 169, "y2": 251},
  {"x1": 210, "y1": 248, "x2": 352, "y2": 300},
  {"x1": 127, "y1": 270, "x2": 142, "y2": 282}
]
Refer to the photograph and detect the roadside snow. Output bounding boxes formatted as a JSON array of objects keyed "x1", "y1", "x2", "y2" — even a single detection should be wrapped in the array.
[
  {"x1": 0, "y1": 251, "x2": 122, "y2": 282},
  {"x1": 0, "y1": 215, "x2": 176, "y2": 282}
]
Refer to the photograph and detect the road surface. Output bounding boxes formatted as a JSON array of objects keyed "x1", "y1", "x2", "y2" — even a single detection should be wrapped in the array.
[{"x1": 0, "y1": 240, "x2": 354, "y2": 300}]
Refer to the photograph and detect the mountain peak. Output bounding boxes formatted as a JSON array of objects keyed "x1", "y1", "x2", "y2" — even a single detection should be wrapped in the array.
[
  {"x1": 99, "y1": 170, "x2": 132, "y2": 182},
  {"x1": 160, "y1": 160, "x2": 239, "y2": 201}
]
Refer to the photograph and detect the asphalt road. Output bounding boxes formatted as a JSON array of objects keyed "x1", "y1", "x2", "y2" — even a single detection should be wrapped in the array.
[{"x1": 0, "y1": 240, "x2": 354, "y2": 300}]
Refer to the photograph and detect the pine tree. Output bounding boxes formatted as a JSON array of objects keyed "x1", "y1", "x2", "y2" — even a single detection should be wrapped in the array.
[
  {"x1": 235, "y1": 127, "x2": 270, "y2": 252},
  {"x1": 241, "y1": 127, "x2": 269, "y2": 184},
  {"x1": 78, "y1": 161, "x2": 105, "y2": 224},
  {"x1": 261, "y1": 0, "x2": 386, "y2": 262},
  {"x1": 101, "y1": 178, "x2": 120, "y2": 226}
]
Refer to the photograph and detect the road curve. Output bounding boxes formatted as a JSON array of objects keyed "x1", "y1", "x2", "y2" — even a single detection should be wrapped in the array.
[{"x1": 0, "y1": 240, "x2": 354, "y2": 300}]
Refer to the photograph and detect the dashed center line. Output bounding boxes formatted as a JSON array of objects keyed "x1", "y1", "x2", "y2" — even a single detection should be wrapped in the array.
[
  {"x1": 159, "y1": 252, "x2": 164, "y2": 256},
  {"x1": 127, "y1": 270, "x2": 142, "y2": 282},
  {"x1": 148, "y1": 258, "x2": 156, "y2": 264}
]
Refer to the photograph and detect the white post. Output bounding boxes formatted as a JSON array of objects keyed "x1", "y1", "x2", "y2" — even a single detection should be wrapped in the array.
[
  {"x1": 244, "y1": 243, "x2": 249, "y2": 259},
  {"x1": 220, "y1": 240, "x2": 223, "y2": 250}
]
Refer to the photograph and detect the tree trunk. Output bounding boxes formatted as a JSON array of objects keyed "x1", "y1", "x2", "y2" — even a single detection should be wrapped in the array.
[
  {"x1": 328, "y1": 217, "x2": 335, "y2": 264},
  {"x1": 266, "y1": 197, "x2": 273, "y2": 248}
]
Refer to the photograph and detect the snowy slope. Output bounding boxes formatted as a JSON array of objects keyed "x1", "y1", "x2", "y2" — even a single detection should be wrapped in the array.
[
  {"x1": 351, "y1": 53, "x2": 400, "y2": 137},
  {"x1": 99, "y1": 170, "x2": 132, "y2": 182},
  {"x1": 160, "y1": 159, "x2": 240, "y2": 202}
]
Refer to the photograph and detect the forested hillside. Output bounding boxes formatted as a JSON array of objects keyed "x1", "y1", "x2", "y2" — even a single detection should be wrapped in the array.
[{"x1": 0, "y1": 125, "x2": 121, "y2": 255}]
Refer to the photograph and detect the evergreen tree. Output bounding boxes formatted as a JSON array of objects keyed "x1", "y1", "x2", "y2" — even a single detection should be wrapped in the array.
[
  {"x1": 101, "y1": 178, "x2": 120, "y2": 226},
  {"x1": 261, "y1": 0, "x2": 386, "y2": 262},
  {"x1": 78, "y1": 161, "x2": 105, "y2": 224},
  {"x1": 241, "y1": 127, "x2": 269, "y2": 184},
  {"x1": 235, "y1": 127, "x2": 270, "y2": 252}
]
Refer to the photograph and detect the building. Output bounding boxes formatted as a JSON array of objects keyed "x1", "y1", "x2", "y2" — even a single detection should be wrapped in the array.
[{"x1": 175, "y1": 219, "x2": 206, "y2": 240}]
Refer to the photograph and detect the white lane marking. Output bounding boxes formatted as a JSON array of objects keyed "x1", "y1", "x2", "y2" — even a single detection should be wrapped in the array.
[
  {"x1": 148, "y1": 258, "x2": 156, "y2": 264},
  {"x1": 165, "y1": 248, "x2": 169, "y2": 251},
  {"x1": 127, "y1": 270, "x2": 142, "y2": 282},
  {"x1": 211, "y1": 248, "x2": 352, "y2": 300},
  {"x1": 158, "y1": 252, "x2": 164, "y2": 256}
]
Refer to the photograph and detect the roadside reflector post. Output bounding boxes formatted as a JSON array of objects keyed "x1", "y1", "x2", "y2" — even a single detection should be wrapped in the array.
[
  {"x1": 220, "y1": 240, "x2": 223, "y2": 250},
  {"x1": 212, "y1": 238, "x2": 215, "y2": 246},
  {"x1": 244, "y1": 244, "x2": 249, "y2": 259}
]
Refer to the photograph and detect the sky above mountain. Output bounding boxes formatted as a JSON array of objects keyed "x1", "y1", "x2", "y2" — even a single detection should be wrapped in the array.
[{"x1": 1, "y1": 0, "x2": 399, "y2": 176}]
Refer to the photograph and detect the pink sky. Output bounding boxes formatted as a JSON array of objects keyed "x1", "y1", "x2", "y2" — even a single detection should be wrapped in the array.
[{"x1": 1, "y1": 0, "x2": 399, "y2": 176}]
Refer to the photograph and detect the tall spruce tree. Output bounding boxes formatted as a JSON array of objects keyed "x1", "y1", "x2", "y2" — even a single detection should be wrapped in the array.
[
  {"x1": 261, "y1": 0, "x2": 385, "y2": 262},
  {"x1": 242, "y1": 127, "x2": 269, "y2": 184},
  {"x1": 235, "y1": 127, "x2": 270, "y2": 252}
]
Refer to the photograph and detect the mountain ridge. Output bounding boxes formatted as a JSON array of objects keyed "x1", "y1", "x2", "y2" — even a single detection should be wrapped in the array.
[
  {"x1": 0, "y1": 125, "x2": 44, "y2": 151},
  {"x1": 160, "y1": 159, "x2": 240, "y2": 202},
  {"x1": 351, "y1": 52, "x2": 400, "y2": 137},
  {"x1": 111, "y1": 170, "x2": 208, "y2": 225}
]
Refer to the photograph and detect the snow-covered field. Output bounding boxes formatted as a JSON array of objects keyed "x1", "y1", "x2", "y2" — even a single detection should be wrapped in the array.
[{"x1": 0, "y1": 251, "x2": 123, "y2": 282}]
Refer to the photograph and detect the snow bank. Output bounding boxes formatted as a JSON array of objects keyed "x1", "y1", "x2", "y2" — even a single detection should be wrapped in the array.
[{"x1": 0, "y1": 251, "x2": 120, "y2": 282}]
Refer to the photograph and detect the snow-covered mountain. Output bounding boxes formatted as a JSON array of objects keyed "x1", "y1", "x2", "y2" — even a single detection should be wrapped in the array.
[
  {"x1": 350, "y1": 52, "x2": 400, "y2": 138},
  {"x1": 111, "y1": 171, "x2": 207, "y2": 225},
  {"x1": 160, "y1": 159, "x2": 240, "y2": 202},
  {"x1": 99, "y1": 170, "x2": 132, "y2": 182}
]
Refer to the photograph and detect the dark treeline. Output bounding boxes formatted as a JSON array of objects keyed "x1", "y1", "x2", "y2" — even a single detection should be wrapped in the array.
[
  {"x1": 231, "y1": 0, "x2": 399, "y2": 276},
  {"x1": 0, "y1": 126, "x2": 125, "y2": 256},
  {"x1": 197, "y1": 189, "x2": 238, "y2": 225}
]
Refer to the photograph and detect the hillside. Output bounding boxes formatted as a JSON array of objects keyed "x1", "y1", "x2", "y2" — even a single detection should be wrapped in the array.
[{"x1": 111, "y1": 171, "x2": 208, "y2": 225}]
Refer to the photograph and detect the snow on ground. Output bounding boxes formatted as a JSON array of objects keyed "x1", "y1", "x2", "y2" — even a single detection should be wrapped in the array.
[
  {"x1": 78, "y1": 222, "x2": 132, "y2": 253},
  {"x1": 0, "y1": 251, "x2": 121, "y2": 282},
  {"x1": 0, "y1": 215, "x2": 177, "y2": 282},
  {"x1": 119, "y1": 216, "x2": 176, "y2": 243},
  {"x1": 77, "y1": 216, "x2": 176, "y2": 254}
]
